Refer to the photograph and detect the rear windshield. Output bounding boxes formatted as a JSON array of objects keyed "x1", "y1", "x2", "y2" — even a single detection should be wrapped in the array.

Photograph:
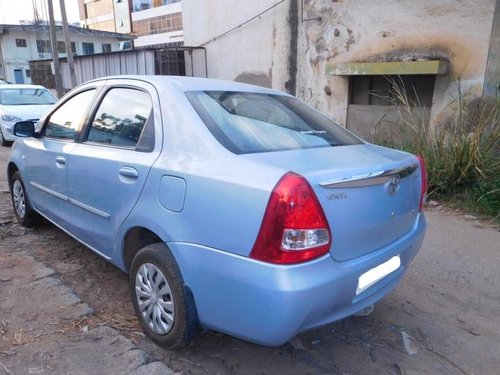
[
  {"x1": 186, "y1": 91, "x2": 362, "y2": 154},
  {"x1": 0, "y1": 88, "x2": 56, "y2": 106}
]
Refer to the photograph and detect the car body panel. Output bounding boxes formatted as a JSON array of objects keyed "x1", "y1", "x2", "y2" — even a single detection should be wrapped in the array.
[
  {"x1": 8, "y1": 75, "x2": 427, "y2": 346},
  {"x1": 166, "y1": 214, "x2": 425, "y2": 346},
  {"x1": 18, "y1": 138, "x2": 74, "y2": 228},
  {"x1": 242, "y1": 144, "x2": 422, "y2": 261},
  {"x1": 67, "y1": 79, "x2": 163, "y2": 257},
  {"x1": 68, "y1": 144, "x2": 160, "y2": 256}
]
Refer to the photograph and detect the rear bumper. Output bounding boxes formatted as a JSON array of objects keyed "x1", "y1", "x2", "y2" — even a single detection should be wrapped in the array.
[{"x1": 168, "y1": 214, "x2": 426, "y2": 346}]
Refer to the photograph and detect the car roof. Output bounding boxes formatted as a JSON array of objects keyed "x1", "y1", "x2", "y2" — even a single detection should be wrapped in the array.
[
  {"x1": 0, "y1": 84, "x2": 50, "y2": 90},
  {"x1": 89, "y1": 75, "x2": 289, "y2": 96}
]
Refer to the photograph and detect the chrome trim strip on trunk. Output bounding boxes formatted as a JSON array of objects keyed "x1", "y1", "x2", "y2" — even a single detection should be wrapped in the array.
[
  {"x1": 30, "y1": 181, "x2": 69, "y2": 201},
  {"x1": 319, "y1": 163, "x2": 418, "y2": 188}
]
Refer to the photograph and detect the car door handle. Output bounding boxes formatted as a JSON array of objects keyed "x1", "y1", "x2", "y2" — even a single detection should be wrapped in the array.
[
  {"x1": 119, "y1": 166, "x2": 139, "y2": 179},
  {"x1": 55, "y1": 155, "x2": 66, "y2": 166}
]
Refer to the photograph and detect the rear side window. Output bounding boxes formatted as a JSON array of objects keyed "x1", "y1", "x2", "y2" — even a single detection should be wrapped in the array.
[
  {"x1": 186, "y1": 91, "x2": 362, "y2": 154},
  {"x1": 45, "y1": 89, "x2": 95, "y2": 141},
  {"x1": 86, "y1": 88, "x2": 153, "y2": 150}
]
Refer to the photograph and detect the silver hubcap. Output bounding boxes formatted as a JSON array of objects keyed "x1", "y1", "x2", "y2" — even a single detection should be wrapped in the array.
[
  {"x1": 12, "y1": 180, "x2": 26, "y2": 219},
  {"x1": 135, "y1": 263, "x2": 175, "y2": 335}
]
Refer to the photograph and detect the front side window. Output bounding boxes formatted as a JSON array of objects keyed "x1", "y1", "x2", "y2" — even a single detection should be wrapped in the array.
[
  {"x1": 0, "y1": 88, "x2": 56, "y2": 105},
  {"x1": 16, "y1": 39, "x2": 27, "y2": 47},
  {"x1": 45, "y1": 90, "x2": 96, "y2": 141},
  {"x1": 86, "y1": 88, "x2": 152, "y2": 149},
  {"x1": 186, "y1": 91, "x2": 362, "y2": 154}
]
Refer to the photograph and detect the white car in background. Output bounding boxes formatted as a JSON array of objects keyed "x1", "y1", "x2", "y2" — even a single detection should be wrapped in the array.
[{"x1": 0, "y1": 84, "x2": 57, "y2": 146}]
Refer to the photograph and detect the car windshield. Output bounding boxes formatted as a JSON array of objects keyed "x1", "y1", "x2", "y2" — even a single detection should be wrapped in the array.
[
  {"x1": 186, "y1": 91, "x2": 362, "y2": 154},
  {"x1": 0, "y1": 88, "x2": 56, "y2": 106}
]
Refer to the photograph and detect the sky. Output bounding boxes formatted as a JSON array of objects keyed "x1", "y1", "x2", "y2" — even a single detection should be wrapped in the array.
[{"x1": 0, "y1": 0, "x2": 80, "y2": 25}]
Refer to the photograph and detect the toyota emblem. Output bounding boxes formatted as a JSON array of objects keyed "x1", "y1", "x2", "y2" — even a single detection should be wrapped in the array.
[{"x1": 387, "y1": 175, "x2": 400, "y2": 195}]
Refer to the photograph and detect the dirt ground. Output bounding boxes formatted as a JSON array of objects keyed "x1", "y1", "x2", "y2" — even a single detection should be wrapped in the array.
[{"x1": 0, "y1": 144, "x2": 499, "y2": 375}]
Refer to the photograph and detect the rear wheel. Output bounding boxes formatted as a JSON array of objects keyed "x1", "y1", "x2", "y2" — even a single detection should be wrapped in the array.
[
  {"x1": 130, "y1": 243, "x2": 188, "y2": 349},
  {"x1": 10, "y1": 171, "x2": 39, "y2": 227}
]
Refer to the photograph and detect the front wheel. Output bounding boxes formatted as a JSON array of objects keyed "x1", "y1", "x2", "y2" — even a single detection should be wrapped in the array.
[
  {"x1": 10, "y1": 171, "x2": 39, "y2": 227},
  {"x1": 130, "y1": 243, "x2": 188, "y2": 349},
  {"x1": 0, "y1": 128, "x2": 12, "y2": 146}
]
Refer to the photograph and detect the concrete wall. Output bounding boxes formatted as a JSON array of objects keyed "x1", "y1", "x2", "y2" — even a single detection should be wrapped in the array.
[
  {"x1": 300, "y1": 0, "x2": 496, "y2": 127},
  {"x1": 182, "y1": 0, "x2": 496, "y2": 132},
  {"x1": 114, "y1": 0, "x2": 132, "y2": 34},
  {"x1": 347, "y1": 105, "x2": 431, "y2": 143},
  {"x1": 182, "y1": 0, "x2": 292, "y2": 91},
  {"x1": 483, "y1": 1, "x2": 499, "y2": 98},
  {"x1": 80, "y1": 0, "x2": 116, "y2": 32}
]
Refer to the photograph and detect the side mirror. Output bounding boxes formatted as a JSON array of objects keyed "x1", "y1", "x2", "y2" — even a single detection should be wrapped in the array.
[{"x1": 14, "y1": 121, "x2": 35, "y2": 138}]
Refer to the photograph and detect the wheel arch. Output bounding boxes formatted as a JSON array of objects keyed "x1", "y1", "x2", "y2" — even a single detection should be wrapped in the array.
[
  {"x1": 7, "y1": 162, "x2": 19, "y2": 189},
  {"x1": 122, "y1": 226, "x2": 162, "y2": 272}
]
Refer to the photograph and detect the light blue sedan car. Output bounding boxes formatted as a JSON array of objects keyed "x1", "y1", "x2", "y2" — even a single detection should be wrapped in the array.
[{"x1": 7, "y1": 76, "x2": 427, "y2": 349}]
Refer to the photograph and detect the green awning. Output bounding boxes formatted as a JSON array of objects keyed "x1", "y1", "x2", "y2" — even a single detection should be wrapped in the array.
[{"x1": 326, "y1": 60, "x2": 449, "y2": 76}]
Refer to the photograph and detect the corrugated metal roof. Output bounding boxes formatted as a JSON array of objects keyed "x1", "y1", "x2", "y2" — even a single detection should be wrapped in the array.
[{"x1": 0, "y1": 23, "x2": 134, "y2": 41}]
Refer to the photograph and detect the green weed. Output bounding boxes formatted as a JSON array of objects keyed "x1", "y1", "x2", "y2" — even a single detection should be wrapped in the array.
[{"x1": 374, "y1": 78, "x2": 499, "y2": 219}]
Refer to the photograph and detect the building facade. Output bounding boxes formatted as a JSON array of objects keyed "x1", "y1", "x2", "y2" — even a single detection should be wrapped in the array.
[
  {"x1": 182, "y1": 0, "x2": 499, "y2": 140},
  {"x1": 131, "y1": 0, "x2": 183, "y2": 48},
  {"x1": 0, "y1": 23, "x2": 133, "y2": 84},
  {"x1": 79, "y1": 0, "x2": 183, "y2": 48},
  {"x1": 79, "y1": 0, "x2": 132, "y2": 34}
]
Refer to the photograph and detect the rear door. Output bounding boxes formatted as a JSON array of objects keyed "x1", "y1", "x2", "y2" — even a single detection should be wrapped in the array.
[{"x1": 67, "y1": 81, "x2": 162, "y2": 257}]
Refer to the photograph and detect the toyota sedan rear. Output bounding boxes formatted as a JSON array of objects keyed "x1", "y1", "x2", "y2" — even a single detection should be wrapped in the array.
[{"x1": 7, "y1": 76, "x2": 426, "y2": 348}]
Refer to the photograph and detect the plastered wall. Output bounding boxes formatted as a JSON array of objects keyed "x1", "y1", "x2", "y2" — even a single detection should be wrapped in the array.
[
  {"x1": 182, "y1": 0, "x2": 292, "y2": 91},
  {"x1": 182, "y1": 0, "x2": 497, "y2": 128}
]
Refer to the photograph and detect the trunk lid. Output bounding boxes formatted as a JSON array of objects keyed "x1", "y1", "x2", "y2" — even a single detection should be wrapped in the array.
[{"x1": 244, "y1": 144, "x2": 422, "y2": 262}]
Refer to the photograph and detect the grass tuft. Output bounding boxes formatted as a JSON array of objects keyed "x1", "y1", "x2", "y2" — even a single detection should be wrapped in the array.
[{"x1": 374, "y1": 78, "x2": 499, "y2": 220}]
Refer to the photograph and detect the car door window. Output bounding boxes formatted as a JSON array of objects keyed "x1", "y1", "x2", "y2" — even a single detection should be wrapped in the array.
[
  {"x1": 45, "y1": 89, "x2": 96, "y2": 141},
  {"x1": 86, "y1": 88, "x2": 153, "y2": 149}
]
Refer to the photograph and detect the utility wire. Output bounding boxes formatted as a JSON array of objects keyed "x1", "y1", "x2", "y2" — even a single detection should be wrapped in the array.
[{"x1": 197, "y1": 0, "x2": 288, "y2": 47}]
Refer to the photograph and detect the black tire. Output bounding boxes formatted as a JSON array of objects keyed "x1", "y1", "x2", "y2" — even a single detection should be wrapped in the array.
[
  {"x1": 0, "y1": 128, "x2": 12, "y2": 146},
  {"x1": 130, "y1": 243, "x2": 188, "y2": 349},
  {"x1": 10, "y1": 171, "x2": 39, "y2": 227}
]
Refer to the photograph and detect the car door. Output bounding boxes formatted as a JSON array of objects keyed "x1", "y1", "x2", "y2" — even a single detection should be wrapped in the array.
[
  {"x1": 67, "y1": 81, "x2": 161, "y2": 257},
  {"x1": 26, "y1": 88, "x2": 98, "y2": 229}
]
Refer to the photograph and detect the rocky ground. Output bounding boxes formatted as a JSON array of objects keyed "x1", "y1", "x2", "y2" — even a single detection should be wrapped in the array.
[{"x1": 1, "y1": 144, "x2": 499, "y2": 375}]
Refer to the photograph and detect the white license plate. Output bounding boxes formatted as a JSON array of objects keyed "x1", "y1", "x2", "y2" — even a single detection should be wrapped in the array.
[{"x1": 356, "y1": 255, "x2": 401, "y2": 295}]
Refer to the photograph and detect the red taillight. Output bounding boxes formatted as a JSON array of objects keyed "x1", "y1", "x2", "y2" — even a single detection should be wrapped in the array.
[
  {"x1": 250, "y1": 172, "x2": 331, "y2": 264},
  {"x1": 417, "y1": 155, "x2": 427, "y2": 212}
]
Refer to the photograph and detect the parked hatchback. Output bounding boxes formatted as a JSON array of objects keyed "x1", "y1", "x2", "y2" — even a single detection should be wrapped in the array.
[
  {"x1": 7, "y1": 76, "x2": 426, "y2": 348},
  {"x1": 0, "y1": 84, "x2": 57, "y2": 146}
]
